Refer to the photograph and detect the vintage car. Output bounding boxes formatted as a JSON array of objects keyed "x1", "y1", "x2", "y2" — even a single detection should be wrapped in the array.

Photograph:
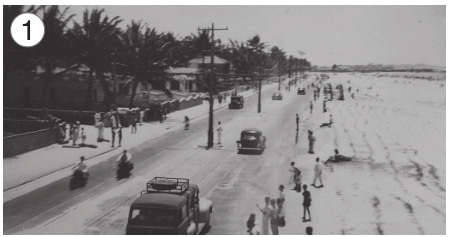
[
  {"x1": 126, "y1": 177, "x2": 213, "y2": 235},
  {"x1": 236, "y1": 128, "x2": 266, "y2": 154},
  {"x1": 272, "y1": 91, "x2": 283, "y2": 100},
  {"x1": 228, "y1": 95, "x2": 244, "y2": 109},
  {"x1": 297, "y1": 87, "x2": 306, "y2": 95}
]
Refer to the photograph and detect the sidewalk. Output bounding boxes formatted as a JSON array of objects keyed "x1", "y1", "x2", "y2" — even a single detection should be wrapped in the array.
[{"x1": 3, "y1": 82, "x2": 279, "y2": 195}]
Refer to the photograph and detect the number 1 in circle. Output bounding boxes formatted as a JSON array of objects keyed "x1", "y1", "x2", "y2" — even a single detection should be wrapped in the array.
[{"x1": 23, "y1": 20, "x2": 30, "y2": 40}]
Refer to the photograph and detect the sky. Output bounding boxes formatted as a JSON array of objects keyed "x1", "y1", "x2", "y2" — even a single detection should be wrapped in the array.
[{"x1": 61, "y1": 5, "x2": 446, "y2": 67}]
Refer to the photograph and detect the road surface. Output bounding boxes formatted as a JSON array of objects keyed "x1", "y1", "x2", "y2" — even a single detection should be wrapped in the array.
[{"x1": 4, "y1": 81, "x2": 313, "y2": 235}]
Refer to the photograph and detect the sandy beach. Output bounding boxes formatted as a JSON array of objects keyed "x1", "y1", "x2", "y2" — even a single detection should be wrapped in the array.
[{"x1": 304, "y1": 71, "x2": 445, "y2": 234}]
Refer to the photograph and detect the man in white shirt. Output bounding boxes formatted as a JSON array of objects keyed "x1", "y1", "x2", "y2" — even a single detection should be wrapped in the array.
[
  {"x1": 256, "y1": 197, "x2": 272, "y2": 235},
  {"x1": 312, "y1": 157, "x2": 323, "y2": 187}
]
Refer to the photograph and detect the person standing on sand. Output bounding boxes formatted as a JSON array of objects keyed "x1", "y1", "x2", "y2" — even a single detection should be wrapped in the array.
[
  {"x1": 269, "y1": 199, "x2": 279, "y2": 235},
  {"x1": 308, "y1": 131, "x2": 316, "y2": 154},
  {"x1": 302, "y1": 184, "x2": 312, "y2": 222},
  {"x1": 312, "y1": 157, "x2": 323, "y2": 187},
  {"x1": 310, "y1": 101, "x2": 313, "y2": 114},
  {"x1": 256, "y1": 197, "x2": 272, "y2": 235},
  {"x1": 279, "y1": 185, "x2": 285, "y2": 203}
]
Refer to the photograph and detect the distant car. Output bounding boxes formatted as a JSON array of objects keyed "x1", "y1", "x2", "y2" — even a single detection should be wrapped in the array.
[
  {"x1": 297, "y1": 87, "x2": 306, "y2": 95},
  {"x1": 236, "y1": 128, "x2": 266, "y2": 154},
  {"x1": 228, "y1": 95, "x2": 244, "y2": 109},
  {"x1": 272, "y1": 91, "x2": 283, "y2": 100}
]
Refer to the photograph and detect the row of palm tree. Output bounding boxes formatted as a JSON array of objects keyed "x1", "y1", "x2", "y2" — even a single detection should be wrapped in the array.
[{"x1": 4, "y1": 5, "x2": 311, "y2": 110}]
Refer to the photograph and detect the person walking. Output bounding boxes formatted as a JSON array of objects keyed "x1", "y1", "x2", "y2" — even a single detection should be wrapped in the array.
[
  {"x1": 94, "y1": 111, "x2": 101, "y2": 125},
  {"x1": 323, "y1": 100, "x2": 327, "y2": 113},
  {"x1": 184, "y1": 116, "x2": 190, "y2": 130},
  {"x1": 216, "y1": 121, "x2": 223, "y2": 145},
  {"x1": 131, "y1": 112, "x2": 137, "y2": 134},
  {"x1": 312, "y1": 157, "x2": 323, "y2": 187},
  {"x1": 310, "y1": 101, "x2": 313, "y2": 114},
  {"x1": 329, "y1": 114, "x2": 333, "y2": 127},
  {"x1": 81, "y1": 127, "x2": 86, "y2": 145},
  {"x1": 256, "y1": 197, "x2": 272, "y2": 235},
  {"x1": 111, "y1": 127, "x2": 116, "y2": 148},
  {"x1": 95, "y1": 120, "x2": 104, "y2": 142},
  {"x1": 118, "y1": 127, "x2": 122, "y2": 147},
  {"x1": 302, "y1": 184, "x2": 312, "y2": 222},
  {"x1": 308, "y1": 131, "x2": 316, "y2": 154},
  {"x1": 269, "y1": 199, "x2": 279, "y2": 235},
  {"x1": 72, "y1": 122, "x2": 80, "y2": 145},
  {"x1": 296, "y1": 114, "x2": 300, "y2": 130}
]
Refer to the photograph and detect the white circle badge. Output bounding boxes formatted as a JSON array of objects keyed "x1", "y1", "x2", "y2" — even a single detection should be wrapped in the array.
[{"x1": 10, "y1": 13, "x2": 45, "y2": 47}]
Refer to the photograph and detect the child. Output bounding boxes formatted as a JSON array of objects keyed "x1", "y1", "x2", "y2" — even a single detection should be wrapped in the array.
[{"x1": 81, "y1": 127, "x2": 86, "y2": 145}]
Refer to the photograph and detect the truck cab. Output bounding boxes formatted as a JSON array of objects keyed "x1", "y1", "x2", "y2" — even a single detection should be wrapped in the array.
[{"x1": 126, "y1": 177, "x2": 213, "y2": 235}]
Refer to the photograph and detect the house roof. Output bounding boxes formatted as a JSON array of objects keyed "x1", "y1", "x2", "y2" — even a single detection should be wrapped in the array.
[
  {"x1": 188, "y1": 55, "x2": 228, "y2": 65},
  {"x1": 167, "y1": 67, "x2": 198, "y2": 74}
]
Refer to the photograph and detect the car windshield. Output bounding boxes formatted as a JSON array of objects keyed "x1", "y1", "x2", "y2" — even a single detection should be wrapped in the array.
[{"x1": 129, "y1": 208, "x2": 177, "y2": 227}]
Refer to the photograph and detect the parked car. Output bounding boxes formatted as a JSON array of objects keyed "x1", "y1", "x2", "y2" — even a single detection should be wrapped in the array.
[
  {"x1": 272, "y1": 91, "x2": 283, "y2": 100},
  {"x1": 126, "y1": 177, "x2": 213, "y2": 235},
  {"x1": 236, "y1": 128, "x2": 266, "y2": 154},
  {"x1": 228, "y1": 95, "x2": 244, "y2": 109},
  {"x1": 297, "y1": 87, "x2": 306, "y2": 95}
]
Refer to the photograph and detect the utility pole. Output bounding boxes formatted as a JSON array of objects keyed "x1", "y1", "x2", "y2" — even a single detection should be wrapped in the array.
[
  {"x1": 198, "y1": 23, "x2": 228, "y2": 149},
  {"x1": 258, "y1": 68, "x2": 262, "y2": 113}
]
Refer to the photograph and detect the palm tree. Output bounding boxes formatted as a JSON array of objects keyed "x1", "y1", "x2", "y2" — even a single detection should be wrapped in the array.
[
  {"x1": 66, "y1": 8, "x2": 122, "y2": 110},
  {"x1": 34, "y1": 5, "x2": 76, "y2": 107},
  {"x1": 119, "y1": 21, "x2": 173, "y2": 108}
]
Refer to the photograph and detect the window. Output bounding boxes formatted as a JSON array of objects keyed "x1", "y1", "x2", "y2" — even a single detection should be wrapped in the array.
[{"x1": 130, "y1": 208, "x2": 177, "y2": 227}]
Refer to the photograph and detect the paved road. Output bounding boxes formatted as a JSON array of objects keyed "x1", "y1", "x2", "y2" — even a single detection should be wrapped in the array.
[{"x1": 4, "y1": 82, "x2": 314, "y2": 234}]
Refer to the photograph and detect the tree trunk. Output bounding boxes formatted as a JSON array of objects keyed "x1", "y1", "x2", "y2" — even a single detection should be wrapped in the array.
[
  {"x1": 128, "y1": 80, "x2": 139, "y2": 109},
  {"x1": 85, "y1": 70, "x2": 94, "y2": 110},
  {"x1": 99, "y1": 74, "x2": 111, "y2": 107}
]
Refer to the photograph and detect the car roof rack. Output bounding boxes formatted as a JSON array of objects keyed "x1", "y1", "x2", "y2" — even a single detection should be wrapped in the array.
[{"x1": 146, "y1": 177, "x2": 189, "y2": 194}]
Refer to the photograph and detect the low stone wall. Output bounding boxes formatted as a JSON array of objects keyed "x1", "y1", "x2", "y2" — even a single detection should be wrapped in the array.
[
  {"x1": 4, "y1": 127, "x2": 59, "y2": 158},
  {"x1": 178, "y1": 94, "x2": 203, "y2": 110}
]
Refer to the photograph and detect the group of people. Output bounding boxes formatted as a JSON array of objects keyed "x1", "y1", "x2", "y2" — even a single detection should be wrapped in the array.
[
  {"x1": 252, "y1": 185, "x2": 286, "y2": 235},
  {"x1": 57, "y1": 121, "x2": 87, "y2": 146},
  {"x1": 249, "y1": 182, "x2": 313, "y2": 235}
]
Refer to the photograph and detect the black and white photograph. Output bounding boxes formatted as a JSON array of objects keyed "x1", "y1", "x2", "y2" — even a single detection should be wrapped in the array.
[{"x1": 3, "y1": 2, "x2": 446, "y2": 235}]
